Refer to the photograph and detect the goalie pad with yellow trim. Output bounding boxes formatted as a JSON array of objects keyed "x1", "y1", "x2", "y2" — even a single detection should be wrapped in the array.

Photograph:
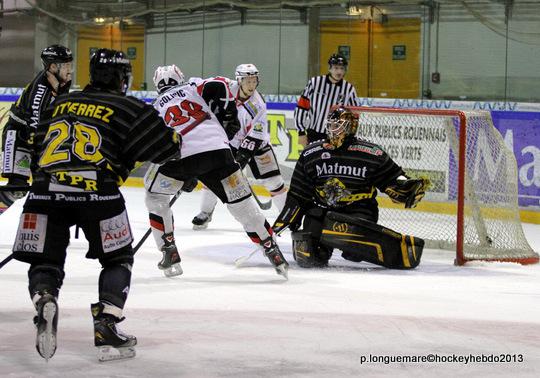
[
  {"x1": 320, "y1": 211, "x2": 424, "y2": 269},
  {"x1": 291, "y1": 231, "x2": 333, "y2": 268},
  {"x1": 384, "y1": 176, "x2": 430, "y2": 209}
]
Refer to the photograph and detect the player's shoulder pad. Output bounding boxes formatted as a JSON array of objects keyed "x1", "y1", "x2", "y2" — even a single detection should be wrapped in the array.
[
  {"x1": 346, "y1": 137, "x2": 385, "y2": 157},
  {"x1": 301, "y1": 140, "x2": 326, "y2": 158}
]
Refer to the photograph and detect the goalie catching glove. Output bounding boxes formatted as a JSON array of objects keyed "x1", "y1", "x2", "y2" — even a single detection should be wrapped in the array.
[{"x1": 384, "y1": 176, "x2": 430, "y2": 208}]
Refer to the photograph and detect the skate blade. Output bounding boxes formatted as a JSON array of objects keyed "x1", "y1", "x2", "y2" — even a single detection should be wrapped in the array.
[
  {"x1": 97, "y1": 345, "x2": 136, "y2": 362},
  {"x1": 275, "y1": 263, "x2": 289, "y2": 280},
  {"x1": 163, "y1": 263, "x2": 183, "y2": 277},
  {"x1": 192, "y1": 223, "x2": 209, "y2": 230},
  {"x1": 36, "y1": 302, "x2": 57, "y2": 361}
]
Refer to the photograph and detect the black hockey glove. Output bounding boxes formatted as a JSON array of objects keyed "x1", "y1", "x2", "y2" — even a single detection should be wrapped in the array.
[
  {"x1": 235, "y1": 150, "x2": 251, "y2": 170},
  {"x1": 384, "y1": 176, "x2": 431, "y2": 208},
  {"x1": 222, "y1": 112, "x2": 241, "y2": 140},
  {"x1": 235, "y1": 136, "x2": 262, "y2": 169}
]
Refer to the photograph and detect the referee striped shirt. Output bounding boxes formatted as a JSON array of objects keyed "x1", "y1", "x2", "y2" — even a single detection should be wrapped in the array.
[{"x1": 294, "y1": 74, "x2": 359, "y2": 134}]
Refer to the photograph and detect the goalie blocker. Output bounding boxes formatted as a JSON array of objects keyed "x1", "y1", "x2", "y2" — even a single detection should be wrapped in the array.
[{"x1": 292, "y1": 211, "x2": 424, "y2": 270}]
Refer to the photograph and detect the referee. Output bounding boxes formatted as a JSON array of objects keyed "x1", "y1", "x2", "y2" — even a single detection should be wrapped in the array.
[{"x1": 294, "y1": 53, "x2": 359, "y2": 146}]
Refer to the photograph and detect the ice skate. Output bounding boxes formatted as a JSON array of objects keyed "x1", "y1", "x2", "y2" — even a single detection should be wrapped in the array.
[
  {"x1": 191, "y1": 211, "x2": 213, "y2": 230},
  {"x1": 261, "y1": 237, "x2": 289, "y2": 279},
  {"x1": 91, "y1": 302, "x2": 137, "y2": 362},
  {"x1": 158, "y1": 232, "x2": 183, "y2": 277},
  {"x1": 34, "y1": 292, "x2": 58, "y2": 361}
]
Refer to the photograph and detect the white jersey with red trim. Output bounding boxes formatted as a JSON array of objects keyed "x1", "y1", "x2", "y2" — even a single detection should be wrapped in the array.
[
  {"x1": 229, "y1": 81, "x2": 269, "y2": 150},
  {"x1": 188, "y1": 76, "x2": 236, "y2": 116},
  {"x1": 153, "y1": 83, "x2": 229, "y2": 159}
]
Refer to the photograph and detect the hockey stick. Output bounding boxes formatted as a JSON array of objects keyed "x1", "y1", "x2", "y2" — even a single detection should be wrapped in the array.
[
  {"x1": 242, "y1": 167, "x2": 272, "y2": 211},
  {"x1": 0, "y1": 255, "x2": 13, "y2": 270},
  {"x1": 234, "y1": 226, "x2": 288, "y2": 267},
  {"x1": 250, "y1": 186, "x2": 272, "y2": 210},
  {"x1": 133, "y1": 190, "x2": 182, "y2": 255}
]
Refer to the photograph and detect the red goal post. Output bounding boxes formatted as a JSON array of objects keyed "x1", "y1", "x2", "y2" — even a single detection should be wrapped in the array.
[{"x1": 344, "y1": 106, "x2": 538, "y2": 266}]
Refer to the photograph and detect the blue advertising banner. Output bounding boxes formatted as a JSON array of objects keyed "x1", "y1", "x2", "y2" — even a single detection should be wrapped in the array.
[{"x1": 491, "y1": 111, "x2": 540, "y2": 208}]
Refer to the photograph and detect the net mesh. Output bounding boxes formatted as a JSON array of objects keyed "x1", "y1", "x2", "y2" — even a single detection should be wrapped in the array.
[{"x1": 351, "y1": 107, "x2": 537, "y2": 263}]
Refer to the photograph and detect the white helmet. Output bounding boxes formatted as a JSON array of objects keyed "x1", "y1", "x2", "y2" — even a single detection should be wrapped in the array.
[
  {"x1": 235, "y1": 63, "x2": 259, "y2": 84},
  {"x1": 153, "y1": 64, "x2": 185, "y2": 94}
]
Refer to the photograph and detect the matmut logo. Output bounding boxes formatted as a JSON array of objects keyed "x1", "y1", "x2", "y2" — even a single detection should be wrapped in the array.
[{"x1": 315, "y1": 162, "x2": 367, "y2": 178}]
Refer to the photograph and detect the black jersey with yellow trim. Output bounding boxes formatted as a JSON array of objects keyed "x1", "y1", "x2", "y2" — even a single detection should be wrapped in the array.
[
  {"x1": 32, "y1": 86, "x2": 180, "y2": 192},
  {"x1": 288, "y1": 136, "x2": 404, "y2": 217}
]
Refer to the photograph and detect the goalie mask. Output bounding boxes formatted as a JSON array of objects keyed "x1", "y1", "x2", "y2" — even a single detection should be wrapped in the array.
[
  {"x1": 325, "y1": 107, "x2": 358, "y2": 148},
  {"x1": 153, "y1": 64, "x2": 185, "y2": 94}
]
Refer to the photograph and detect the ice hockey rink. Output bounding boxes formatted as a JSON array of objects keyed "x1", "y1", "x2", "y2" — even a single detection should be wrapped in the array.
[{"x1": 0, "y1": 187, "x2": 539, "y2": 377}]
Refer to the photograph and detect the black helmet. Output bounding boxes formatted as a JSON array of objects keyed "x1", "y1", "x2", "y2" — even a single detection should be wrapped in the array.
[
  {"x1": 41, "y1": 44, "x2": 73, "y2": 69},
  {"x1": 328, "y1": 53, "x2": 348, "y2": 68},
  {"x1": 89, "y1": 48, "x2": 132, "y2": 94}
]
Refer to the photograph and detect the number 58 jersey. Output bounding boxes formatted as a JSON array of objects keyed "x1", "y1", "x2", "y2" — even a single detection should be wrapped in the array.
[{"x1": 153, "y1": 82, "x2": 230, "y2": 159}]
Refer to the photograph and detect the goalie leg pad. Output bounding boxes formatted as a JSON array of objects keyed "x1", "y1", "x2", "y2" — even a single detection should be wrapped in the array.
[
  {"x1": 320, "y1": 212, "x2": 424, "y2": 269},
  {"x1": 291, "y1": 232, "x2": 332, "y2": 268}
]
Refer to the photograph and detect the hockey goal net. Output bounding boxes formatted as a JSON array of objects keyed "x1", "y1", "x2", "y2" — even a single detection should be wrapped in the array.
[{"x1": 345, "y1": 106, "x2": 538, "y2": 265}]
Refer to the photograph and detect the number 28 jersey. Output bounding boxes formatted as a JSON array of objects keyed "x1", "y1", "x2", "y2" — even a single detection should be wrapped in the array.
[
  {"x1": 33, "y1": 87, "x2": 180, "y2": 192},
  {"x1": 153, "y1": 83, "x2": 230, "y2": 159}
]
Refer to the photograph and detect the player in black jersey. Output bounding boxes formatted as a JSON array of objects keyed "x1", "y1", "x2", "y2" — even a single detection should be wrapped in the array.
[
  {"x1": 273, "y1": 107, "x2": 430, "y2": 270},
  {"x1": 11, "y1": 49, "x2": 181, "y2": 362},
  {"x1": 0, "y1": 45, "x2": 73, "y2": 212}
]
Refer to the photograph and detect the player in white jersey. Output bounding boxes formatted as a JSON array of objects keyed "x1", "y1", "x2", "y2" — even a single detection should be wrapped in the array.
[
  {"x1": 144, "y1": 65, "x2": 289, "y2": 278},
  {"x1": 192, "y1": 64, "x2": 287, "y2": 230}
]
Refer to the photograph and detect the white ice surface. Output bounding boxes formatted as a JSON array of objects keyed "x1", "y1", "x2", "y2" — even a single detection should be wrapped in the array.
[{"x1": 0, "y1": 187, "x2": 539, "y2": 377}]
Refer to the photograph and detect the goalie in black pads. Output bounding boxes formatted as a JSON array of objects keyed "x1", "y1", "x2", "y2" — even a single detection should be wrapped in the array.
[
  {"x1": 273, "y1": 107, "x2": 429, "y2": 269},
  {"x1": 10, "y1": 49, "x2": 181, "y2": 362}
]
